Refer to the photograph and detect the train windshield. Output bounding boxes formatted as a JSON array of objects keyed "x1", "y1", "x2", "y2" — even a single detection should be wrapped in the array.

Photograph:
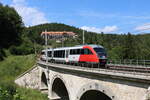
[
  {"x1": 94, "y1": 48, "x2": 106, "y2": 53},
  {"x1": 94, "y1": 47, "x2": 107, "y2": 59}
]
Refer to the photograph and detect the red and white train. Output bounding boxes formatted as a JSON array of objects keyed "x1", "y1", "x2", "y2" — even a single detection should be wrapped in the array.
[{"x1": 40, "y1": 44, "x2": 107, "y2": 66}]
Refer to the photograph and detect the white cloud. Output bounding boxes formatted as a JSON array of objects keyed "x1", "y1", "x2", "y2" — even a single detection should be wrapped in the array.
[
  {"x1": 11, "y1": 0, "x2": 48, "y2": 26},
  {"x1": 81, "y1": 26, "x2": 118, "y2": 33},
  {"x1": 135, "y1": 23, "x2": 150, "y2": 31},
  {"x1": 13, "y1": 0, "x2": 25, "y2": 4}
]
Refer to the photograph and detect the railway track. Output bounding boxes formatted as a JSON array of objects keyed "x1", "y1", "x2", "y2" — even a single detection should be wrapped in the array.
[
  {"x1": 39, "y1": 60, "x2": 150, "y2": 73},
  {"x1": 107, "y1": 64, "x2": 150, "y2": 73}
]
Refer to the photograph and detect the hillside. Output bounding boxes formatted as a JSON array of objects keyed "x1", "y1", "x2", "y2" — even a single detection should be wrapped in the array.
[{"x1": 24, "y1": 23, "x2": 150, "y2": 60}]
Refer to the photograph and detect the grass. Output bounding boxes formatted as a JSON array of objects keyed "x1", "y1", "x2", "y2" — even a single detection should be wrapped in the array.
[
  {"x1": 0, "y1": 55, "x2": 35, "y2": 82},
  {"x1": 17, "y1": 87, "x2": 48, "y2": 100},
  {"x1": 0, "y1": 54, "x2": 48, "y2": 100}
]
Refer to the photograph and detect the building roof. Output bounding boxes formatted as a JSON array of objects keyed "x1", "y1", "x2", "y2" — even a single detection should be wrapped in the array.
[{"x1": 41, "y1": 31, "x2": 75, "y2": 36}]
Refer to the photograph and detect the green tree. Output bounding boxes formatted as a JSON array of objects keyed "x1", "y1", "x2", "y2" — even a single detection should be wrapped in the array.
[
  {"x1": 108, "y1": 46, "x2": 124, "y2": 59},
  {"x1": 0, "y1": 4, "x2": 23, "y2": 60},
  {"x1": 0, "y1": 4, "x2": 23, "y2": 48},
  {"x1": 122, "y1": 32, "x2": 135, "y2": 59}
]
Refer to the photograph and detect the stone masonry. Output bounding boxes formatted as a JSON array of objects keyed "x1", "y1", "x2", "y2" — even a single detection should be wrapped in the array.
[{"x1": 15, "y1": 62, "x2": 150, "y2": 100}]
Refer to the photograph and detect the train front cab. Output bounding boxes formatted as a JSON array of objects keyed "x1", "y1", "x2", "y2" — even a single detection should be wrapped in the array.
[
  {"x1": 40, "y1": 49, "x2": 53, "y2": 62},
  {"x1": 93, "y1": 47, "x2": 107, "y2": 65},
  {"x1": 79, "y1": 45, "x2": 107, "y2": 67}
]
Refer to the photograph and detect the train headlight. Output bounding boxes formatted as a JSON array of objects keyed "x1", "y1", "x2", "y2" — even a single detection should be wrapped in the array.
[
  {"x1": 102, "y1": 56, "x2": 106, "y2": 59},
  {"x1": 100, "y1": 55, "x2": 106, "y2": 59}
]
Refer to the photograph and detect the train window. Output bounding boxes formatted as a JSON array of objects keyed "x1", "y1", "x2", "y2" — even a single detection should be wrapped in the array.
[
  {"x1": 81, "y1": 49, "x2": 84, "y2": 54},
  {"x1": 70, "y1": 50, "x2": 72, "y2": 54},
  {"x1": 70, "y1": 49, "x2": 76, "y2": 55},
  {"x1": 94, "y1": 48, "x2": 106, "y2": 53},
  {"x1": 70, "y1": 49, "x2": 73, "y2": 55},
  {"x1": 41, "y1": 51, "x2": 45, "y2": 55},
  {"x1": 70, "y1": 49, "x2": 81, "y2": 55},
  {"x1": 76, "y1": 49, "x2": 81, "y2": 54},
  {"x1": 54, "y1": 51, "x2": 57, "y2": 57},
  {"x1": 58, "y1": 51, "x2": 60, "y2": 57},
  {"x1": 62, "y1": 50, "x2": 65, "y2": 58},
  {"x1": 48, "y1": 51, "x2": 52, "y2": 57},
  {"x1": 58, "y1": 51, "x2": 61, "y2": 58},
  {"x1": 54, "y1": 50, "x2": 65, "y2": 58},
  {"x1": 84, "y1": 48, "x2": 93, "y2": 55},
  {"x1": 73, "y1": 49, "x2": 76, "y2": 54}
]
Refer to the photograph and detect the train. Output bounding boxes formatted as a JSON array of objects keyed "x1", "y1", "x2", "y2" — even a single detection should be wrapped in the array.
[{"x1": 40, "y1": 44, "x2": 107, "y2": 67}]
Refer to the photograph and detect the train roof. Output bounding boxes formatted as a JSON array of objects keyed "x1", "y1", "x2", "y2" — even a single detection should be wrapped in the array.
[
  {"x1": 42, "y1": 44, "x2": 104, "y2": 51},
  {"x1": 75, "y1": 44, "x2": 104, "y2": 48},
  {"x1": 42, "y1": 48, "x2": 53, "y2": 52},
  {"x1": 54, "y1": 44, "x2": 104, "y2": 50}
]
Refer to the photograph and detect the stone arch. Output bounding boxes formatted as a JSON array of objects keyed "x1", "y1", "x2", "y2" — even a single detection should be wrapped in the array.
[
  {"x1": 76, "y1": 82, "x2": 118, "y2": 100},
  {"x1": 41, "y1": 72, "x2": 48, "y2": 90},
  {"x1": 50, "y1": 75, "x2": 70, "y2": 100},
  {"x1": 80, "y1": 90, "x2": 112, "y2": 100}
]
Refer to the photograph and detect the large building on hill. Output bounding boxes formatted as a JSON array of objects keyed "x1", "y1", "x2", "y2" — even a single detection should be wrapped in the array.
[{"x1": 41, "y1": 31, "x2": 77, "y2": 40}]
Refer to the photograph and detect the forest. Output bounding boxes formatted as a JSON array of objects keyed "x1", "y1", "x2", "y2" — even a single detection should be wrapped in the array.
[
  {"x1": 0, "y1": 3, "x2": 150, "y2": 100},
  {"x1": 24, "y1": 23, "x2": 150, "y2": 60}
]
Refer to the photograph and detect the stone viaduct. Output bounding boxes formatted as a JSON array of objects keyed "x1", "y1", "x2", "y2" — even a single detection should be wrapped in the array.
[{"x1": 15, "y1": 61, "x2": 150, "y2": 100}]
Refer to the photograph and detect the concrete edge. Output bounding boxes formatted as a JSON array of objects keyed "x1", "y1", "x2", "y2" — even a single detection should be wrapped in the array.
[{"x1": 15, "y1": 64, "x2": 38, "y2": 80}]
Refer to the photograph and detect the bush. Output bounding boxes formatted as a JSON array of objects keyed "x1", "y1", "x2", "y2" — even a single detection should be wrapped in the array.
[
  {"x1": 9, "y1": 44, "x2": 34, "y2": 55},
  {"x1": 0, "y1": 48, "x2": 6, "y2": 61},
  {"x1": 0, "y1": 86, "x2": 24, "y2": 100}
]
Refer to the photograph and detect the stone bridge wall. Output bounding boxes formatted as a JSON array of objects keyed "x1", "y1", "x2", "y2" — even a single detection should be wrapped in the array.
[
  {"x1": 15, "y1": 63, "x2": 150, "y2": 100},
  {"x1": 15, "y1": 65, "x2": 40, "y2": 89},
  {"x1": 45, "y1": 67, "x2": 148, "y2": 100}
]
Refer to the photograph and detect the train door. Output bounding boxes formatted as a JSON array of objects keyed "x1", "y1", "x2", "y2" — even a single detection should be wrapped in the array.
[
  {"x1": 69, "y1": 49, "x2": 80, "y2": 63},
  {"x1": 79, "y1": 48, "x2": 98, "y2": 63},
  {"x1": 65, "y1": 49, "x2": 69, "y2": 62}
]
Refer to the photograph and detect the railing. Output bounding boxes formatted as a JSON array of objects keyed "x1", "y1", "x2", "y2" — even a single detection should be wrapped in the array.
[{"x1": 107, "y1": 59, "x2": 150, "y2": 67}]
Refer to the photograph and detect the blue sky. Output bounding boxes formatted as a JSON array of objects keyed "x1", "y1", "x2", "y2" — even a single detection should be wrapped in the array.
[{"x1": 1, "y1": 0, "x2": 150, "y2": 34}]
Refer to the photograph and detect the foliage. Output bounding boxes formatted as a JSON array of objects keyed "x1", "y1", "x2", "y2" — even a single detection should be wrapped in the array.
[
  {"x1": 0, "y1": 55, "x2": 47, "y2": 100},
  {"x1": 23, "y1": 23, "x2": 150, "y2": 60},
  {"x1": 0, "y1": 4, "x2": 23, "y2": 48},
  {"x1": 0, "y1": 49, "x2": 6, "y2": 60},
  {"x1": 0, "y1": 4, "x2": 24, "y2": 60},
  {"x1": 0, "y1": 86, "x2": 23, "y2": 100},
  {"x1": 17, "y1": 87, "x2": 48, "y2": 100},
  {"x1": 9, "y1": 34, "x2": 43, "y2": 55}
]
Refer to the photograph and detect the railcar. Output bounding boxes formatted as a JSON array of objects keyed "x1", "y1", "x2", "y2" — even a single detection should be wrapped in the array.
[{"x1": 40, "y1": 44, "x2": 107, "y2": 66}]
